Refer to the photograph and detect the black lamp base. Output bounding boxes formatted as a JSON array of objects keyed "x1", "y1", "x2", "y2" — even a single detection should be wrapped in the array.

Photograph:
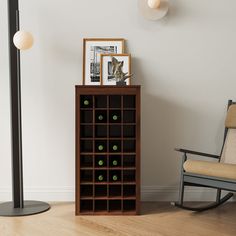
[{"x1": 0, "y1": 200, "x2": 50, "y2": 216}]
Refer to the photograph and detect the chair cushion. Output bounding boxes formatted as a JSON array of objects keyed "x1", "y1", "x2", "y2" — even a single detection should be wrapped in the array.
[
  {"x1": 221, "y1": 129, "x2": 236, "y2": 164},
  {"x1": 183, "y1": 160, "x2": 236, "y2": 180},
  {"x1": 225, "y1": 104, "x2": 236, "y2": 128}
]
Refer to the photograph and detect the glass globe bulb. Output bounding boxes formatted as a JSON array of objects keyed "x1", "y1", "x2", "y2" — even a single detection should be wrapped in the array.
[
  {"x1": 13, "y1": 31, "x2": 34, "y2": 50},
  {"x1": 147, "y1": 0, "x2": 161, "y2": 9}
]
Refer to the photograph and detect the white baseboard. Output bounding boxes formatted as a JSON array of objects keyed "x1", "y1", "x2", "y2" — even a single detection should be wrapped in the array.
[
  {"x1": 0, "y1": 187, "x2": 75, "y2": 202},
  {"x1": 0, "y1": 186, "x2": 233, "y2": 202},
  {"x1": 142, "y1": 186, "x2": 220, "y2": 202}
]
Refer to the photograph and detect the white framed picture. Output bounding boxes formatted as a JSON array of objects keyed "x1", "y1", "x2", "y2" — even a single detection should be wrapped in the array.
[
  {"x1": 100, "y1": 54, "x2": 131, "y2": 86},
  {"x1": 83, "y1": 38, "x2": 125, "y2": 85}
]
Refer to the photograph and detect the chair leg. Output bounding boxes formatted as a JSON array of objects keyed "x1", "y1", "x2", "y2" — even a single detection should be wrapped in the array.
[
  {"x1": 171, "y1": 178, "x2": 185, "y2": 207},
  {"x1": 177, "y1": 153, "x2": 186, "y2": 206},
  {"x1": 170, "y1": 174, "x2": 185, "y2": 207},
  {"x1": 216, "y1": 189, "x2": 221, "y2": 204},
  {"x1": 178, "y1": 179, "x2": 185, "y2": 205}
]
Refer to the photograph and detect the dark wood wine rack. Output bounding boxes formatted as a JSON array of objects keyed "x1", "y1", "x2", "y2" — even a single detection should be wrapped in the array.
[{"x1": 75, "y1": 86, "x2": 141, "y2": 215}]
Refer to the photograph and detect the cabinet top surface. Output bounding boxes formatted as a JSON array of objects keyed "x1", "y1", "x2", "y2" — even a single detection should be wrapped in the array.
[
  {"x1": 76, "y1": 85, "x2": 141, "y2": 88},
  {"x1": 76, "y1": 85, "x2": 141, "y2": 95}
]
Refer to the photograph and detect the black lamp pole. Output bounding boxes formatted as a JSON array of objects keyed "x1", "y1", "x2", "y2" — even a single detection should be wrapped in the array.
[
  {"x1": 8, "y1": 0, "x2": 24, "y2": 210},
  {"x1": 0, "y1": 0, "x2": 50, "y2": 216}
]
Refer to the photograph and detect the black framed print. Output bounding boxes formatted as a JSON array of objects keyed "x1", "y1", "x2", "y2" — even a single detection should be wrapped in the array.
[{"x1": 83, "y1": 38, "x2": 125, "y2": 85}]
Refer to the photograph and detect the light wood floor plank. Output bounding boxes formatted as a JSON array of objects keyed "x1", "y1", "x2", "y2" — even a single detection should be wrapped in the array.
[{"x1": 0, "y1": 202, "x2": 236, "y2": 236}]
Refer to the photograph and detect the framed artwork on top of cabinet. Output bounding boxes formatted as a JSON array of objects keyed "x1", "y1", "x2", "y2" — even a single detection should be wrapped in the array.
[
  {"x1": 100, "y1": 54, "x2": 131, "y2": 86},
  {"x1": 83, "y1": 38, "x2": 125, "y2": 85}
]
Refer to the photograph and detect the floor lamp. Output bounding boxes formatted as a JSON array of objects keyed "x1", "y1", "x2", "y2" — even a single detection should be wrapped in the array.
[{"x1": 0, "y1": 0, "x2": 50, "y2": 216}]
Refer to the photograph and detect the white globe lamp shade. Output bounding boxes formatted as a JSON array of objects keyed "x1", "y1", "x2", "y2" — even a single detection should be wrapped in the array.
[
  {"x1": 138, "y1": 0, "x2": 169, "y2": 21},
  {"x1": 13, "y1": 31, "x2": 34, "y2": 50},
  {"x1": 148, "y1": 0, "x2": 161, "y2": 9}
]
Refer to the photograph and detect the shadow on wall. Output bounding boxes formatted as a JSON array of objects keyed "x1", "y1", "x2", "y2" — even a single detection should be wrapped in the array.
[
  {"x1": 133, "y1": 57, "x2": 185, "y2": 185},
  {"x1": 132, "y1": 57, "x2": 224, "y2": 189},
  {"x1": 141, "y1": 94, "x2": 198, "y2": 184}
]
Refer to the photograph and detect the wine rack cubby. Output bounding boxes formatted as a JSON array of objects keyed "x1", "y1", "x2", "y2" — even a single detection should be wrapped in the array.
[{"x1": 76, "y1": 86, "x2": 140, "y2": 215}]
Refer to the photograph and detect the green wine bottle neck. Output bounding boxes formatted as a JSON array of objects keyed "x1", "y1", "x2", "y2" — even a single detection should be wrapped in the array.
[
  {"x1": 112, "y1": 160, "x2": 118, "y2": 166},
  {"x1": 98, "y1": 115, "x2": 103, "y2": 121},
  {"x1": 84, "y1": 100, "x2": 89, "y2": 106},
  {"x1": 98, "y1": 175, "x2": 104, "y2": 181},
  {"x1": 98, "y1": 145, "x2": 104, "y2": 151},
  {"x1": 112, "y1": 115, "x2": 118, "y2": 121},
  {"x1": 112, "y1": 145, "x2": 118, "y2": 151},
  {"x1": 98, "y1": 160, "x2": 104, "y2": 166},
  {"x1": 112, "y1": 175, "x2": 118, "y2": 181}
]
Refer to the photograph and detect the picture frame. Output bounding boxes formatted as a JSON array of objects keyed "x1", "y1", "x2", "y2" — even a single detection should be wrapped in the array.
[
  {"x1": 83, "y1": 38, "x2": 125, "y2": 85},
  {"x1": 100, "y1": 54, "x2": 131, "y2": 86}
]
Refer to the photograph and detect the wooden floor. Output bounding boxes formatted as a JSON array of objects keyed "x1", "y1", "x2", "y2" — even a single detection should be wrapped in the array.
[{"x1": 0, "y1": 202, "x2": 236, "y2": 236}]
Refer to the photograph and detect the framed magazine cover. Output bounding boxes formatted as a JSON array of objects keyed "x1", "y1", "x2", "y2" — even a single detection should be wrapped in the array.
[{"x1": 83, "y1": 38, "x2": 125, "y2": 85}]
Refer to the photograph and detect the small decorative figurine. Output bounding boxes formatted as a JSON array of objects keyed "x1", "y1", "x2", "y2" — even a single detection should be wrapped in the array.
[{"x1": 110, "y1": 57, "x2": 132, "y2": 85}]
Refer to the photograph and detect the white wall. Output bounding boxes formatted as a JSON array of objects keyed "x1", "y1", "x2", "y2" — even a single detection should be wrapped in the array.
[{"x1": 1, "y1": 0, "x2": 236, "y2": 201}]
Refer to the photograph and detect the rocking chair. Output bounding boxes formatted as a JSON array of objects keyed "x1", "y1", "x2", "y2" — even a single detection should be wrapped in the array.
[{"x1": 173, "y1": 100, "x2": 236, "y2": 211}]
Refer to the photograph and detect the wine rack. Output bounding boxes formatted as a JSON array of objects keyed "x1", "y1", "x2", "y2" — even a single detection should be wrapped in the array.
[{"x1": 76, "y1": 86, "x2": 140, "y2": 215}]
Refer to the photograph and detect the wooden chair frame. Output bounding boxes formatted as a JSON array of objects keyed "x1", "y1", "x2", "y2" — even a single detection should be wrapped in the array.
[{"x1": 173, "y1": 100, "x2": 236, "y2": 211}]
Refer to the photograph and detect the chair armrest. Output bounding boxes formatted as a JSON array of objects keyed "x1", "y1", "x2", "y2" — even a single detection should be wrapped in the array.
[{"x1": 175, "y1": 148, "x2": 220, "y2": 159}]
